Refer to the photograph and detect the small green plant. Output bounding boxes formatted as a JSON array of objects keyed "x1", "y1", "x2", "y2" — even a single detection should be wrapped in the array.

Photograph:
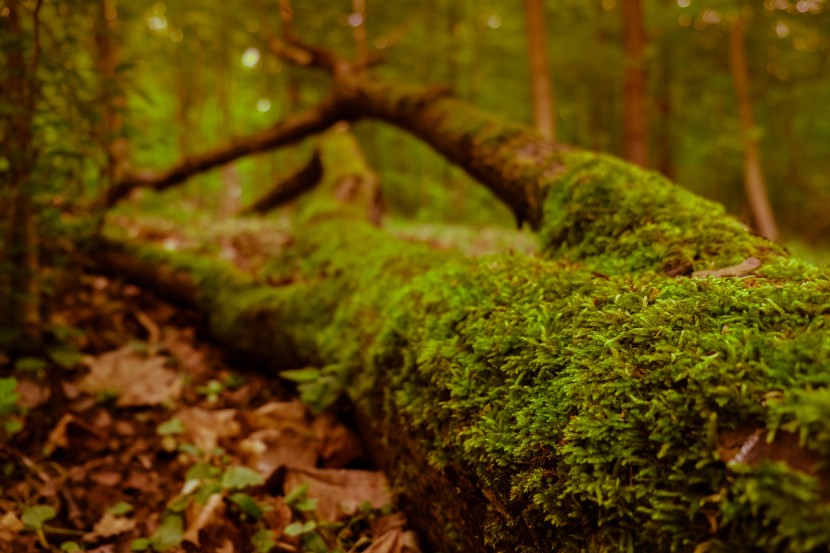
[
  {"x1": 0, "y1": 377, "x2": 24, "y2": 436},
  {"x1": 197, "y1": 379, "x2": 225, "y2": 403}
]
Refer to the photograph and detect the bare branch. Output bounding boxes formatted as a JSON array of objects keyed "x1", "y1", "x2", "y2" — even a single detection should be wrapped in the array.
[
  {"x1": 103, "y1": 97, "x2": 345, "y2": 207},
  {"x1": 239, "y1": 148, "x2": 323, "y2": 215}
]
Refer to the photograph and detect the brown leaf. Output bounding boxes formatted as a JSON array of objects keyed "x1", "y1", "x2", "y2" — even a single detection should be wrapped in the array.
[
  {"x1": 45, "y1": 414, "x2": 104, "y2": 455},
  {"x1": 176, "y1": 407, "x2": 240, "y2": 453},
  {"x1": 81, "y1": 346, "x2": 182, "y2": 407},
  {"x1": 15, "y1": 379, "x2": 50, "y2": 410},
  {"x1": 692, "y1": 256, "x2": 762, "y2": 279},
  {"x1": 84, "y1": 512, "x2": 136, "y2": 542},
  {"x1": 183, "y1": 493, "x2": 226, "y2": 547},
  {"x1": 261, "y1": 497, "x2": 292, "y2": 537},
  {"x1": 90, "y1": 470, "x2": 122, "y2": 487},
  {"x1": 284, "y1": 467, "x2": 392, "y2": 521},
  {"x1": 362, "y1": 529, "x2": 402, "y2": 553},
  {"x1": 312, "y1": 414, "x2": 365, "y2": 468},
  {"x1": 240, "y1": 429, "x2": 318, "y2": 476},
  {"x1": 0, "y1": 511, "x2": 24, "y2": 544}
]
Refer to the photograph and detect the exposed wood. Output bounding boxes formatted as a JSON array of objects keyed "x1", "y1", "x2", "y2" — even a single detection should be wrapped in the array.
[
  {"x1": 523, "y1": 0, "x2": 556, "y2": 139},
  {"x1": 621, "y1": 0, "x2": 648, "y2": 167},
  {"x1": 729, "y1": 11, "x2": 780, "y2": 241},
  {"x1": 240, "y1": 149, "x2": 323, "y2": 215}
]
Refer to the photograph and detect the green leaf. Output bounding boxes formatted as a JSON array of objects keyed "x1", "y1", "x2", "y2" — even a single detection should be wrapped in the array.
[
  {"x1": 130, "y1": 538, "x2": 151, "y2": 551},
  {"x1": 279, "y1": 368, "x2": 321, "y2": 383},
  {"x1": 14, "y1": 357, "x2": 46, "y2": 374},
  {"x1": 252, "y1": 529, "x2": 276, "y2": 553},
  {"x1": 157, "y1": 418, "x2": 184, "y2": 436},
  {"x1": 107, "y1": 501, "x2": 134, "y2": 516},
  {"x1": 178, "y1": 443, "x2": 203, "y2": 457},
  {"x1": 47, "y1": 348, "x2": 84, "y2": 369},
  {"x1": 60, "y1": 541, "x2": 83, "y2": 552},
  {"x1": 283, "y1": 483, "x2": 309, "y2": 505},
  {"x1": 229, "y1": 492, "x2": 263, "y2": 520},
  {"x1": 0, "y1": 377, "x2": 20, "y2": 414},
  {"x1": 22, "y1": 505, "x2": 56, "y2": 530},
  {"x1": 284, "y1": 520, "x2": 317, "y2": 537},
  {"x1": 294, "y1": 497, "x2": 318, "y2": 512},
  {"x1": 220, "y1": 466, "x2": 264, "y2": 490},
  {"x1": 186, "y1": 462, "x2": 220, "y2": 481},
  {"x1": 149, "y1": 514, "x2": 183, "y2": 551}
]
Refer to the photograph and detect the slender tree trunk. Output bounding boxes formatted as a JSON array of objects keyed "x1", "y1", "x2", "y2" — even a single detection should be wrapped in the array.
[
  {"x1": 351, "y1": 0, "x2": 367, "y2": 69},
  {"x1": 621, "y1": 0, "x2": 648, "y2": 167},
  {"x1": 3, "y1": 0, "x2": 42, "y2": 339},
  {"x1": 729, "y1": 11, "x2": 779, "y2": 241},
  {"x1": 523, "y1": 0, "x2": 555, "y2": 140},
  {"x1": 94, "y1": 0, "x2": 128, "y2": 186},
  {"x1": 655, "y1": 41, "x2": 674, "y2": 180},
  {"x1": 217, "y1": 12, "x2": 240, "y2": 216}
]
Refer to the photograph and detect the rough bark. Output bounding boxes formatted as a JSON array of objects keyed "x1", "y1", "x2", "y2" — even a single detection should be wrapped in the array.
[
  {"x1": 729, "y1": 11, "x2": 780, "y2": 241},
  {"x1": 96, "y1": 130, "x2": 830, "y2": 553}
]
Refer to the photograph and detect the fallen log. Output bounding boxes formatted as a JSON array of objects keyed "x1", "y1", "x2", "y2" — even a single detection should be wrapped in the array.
[{"x1": 95, "y1": 130, "x2": 830, "y2": 553}]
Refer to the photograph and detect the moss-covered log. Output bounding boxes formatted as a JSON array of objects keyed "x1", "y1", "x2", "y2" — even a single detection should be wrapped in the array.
[{"x1": 95, "y1": 130, "x2": 830, "y2": 553}]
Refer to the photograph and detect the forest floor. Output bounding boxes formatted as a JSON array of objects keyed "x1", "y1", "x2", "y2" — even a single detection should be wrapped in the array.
[{"x1": 0, "y1": 249, "x2": 419, "y2": 552}]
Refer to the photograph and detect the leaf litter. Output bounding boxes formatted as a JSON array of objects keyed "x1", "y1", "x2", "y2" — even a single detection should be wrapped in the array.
[{"x1": 0, "y1": 274, "x2": 420, "y2": 552}]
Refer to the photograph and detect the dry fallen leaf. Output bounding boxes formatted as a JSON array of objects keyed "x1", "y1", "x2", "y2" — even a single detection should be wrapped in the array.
[
  {"x1": 283, "y1": 467, "x2": 393, "y2": 521},
  {"x1": 176, "y1": 407, "x2": 240, "y2": 453},
  {"x1": 312, "y1": 414, "x2": 365, "y2": 468},
  {"x1": 183, "y1": 493, "x2": 226, "y2": 547},
  {"x1": 0, "y1": 511, "x2": 24, "y2": 544},
  {"x1": 45, "y1": 413, "x2": 103, "y2": 455},
  {"x1": 81, "y1": 346, "x2": 182, "y2": 407},
  {"x1": 362, "y1": 529, "x2": 402, "y2": 553},
  {"x1": 84, "y1": 512, "x2": 136, "y2": 542},
  {"x1": 240, "y1": 428, "x2": 317, "y2": 476},
  {"x1": 15, "y1": 379, "x2": 51, "y2": 410}
]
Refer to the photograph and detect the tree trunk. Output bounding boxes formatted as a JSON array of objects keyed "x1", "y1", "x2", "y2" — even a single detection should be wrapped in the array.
[
  {"x1": 523, "y1": 0, "x2": 555, "y2": 139},
  {"x1": 729, "y1": 11, "x2": 779, "y2": 241},
  {"x1": 94, "y1": 0, "x2": 129, "y2": 186},
  {"x1": 621, "y1": 0, "x2": 648, "y2": 167},
  {"x1": 96, "y1": 129, "x2": 830, "y2": 553},
  {"x1": 2, "y1": 0, "x2": 42, "y2": 341}
]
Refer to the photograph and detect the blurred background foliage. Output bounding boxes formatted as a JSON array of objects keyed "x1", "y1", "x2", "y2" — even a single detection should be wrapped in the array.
[
  {"x1": 3, "y1": 0, "x2": 830, "y2": 272},
  {"x1": 105, "y1": 0, "x2": 830, "y2": 244}
]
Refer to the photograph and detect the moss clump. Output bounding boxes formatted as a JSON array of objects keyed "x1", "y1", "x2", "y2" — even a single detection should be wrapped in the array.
[
  {"x1": 537, "y1": 151, "x2": 786, "y2": 275},
  {"x1": 365, "y1": 253, "x2": 830, "y2": 551}
]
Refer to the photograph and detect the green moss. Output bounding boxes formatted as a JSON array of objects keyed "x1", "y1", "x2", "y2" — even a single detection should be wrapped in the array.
[
  {"x1": 105, "y1": 130, "x2": 830, "y2": 552},
  {"x1": 364, "y1": 253, "x2": 830, "y2": 551},
  {"x1": 538, "y1": 152, "x2": 786, "y2": 275}
]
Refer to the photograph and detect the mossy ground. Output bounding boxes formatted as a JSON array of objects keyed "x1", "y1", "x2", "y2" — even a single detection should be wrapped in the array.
[{"x1": 104, "y1": 130, "x2": 830, "y2": 552}]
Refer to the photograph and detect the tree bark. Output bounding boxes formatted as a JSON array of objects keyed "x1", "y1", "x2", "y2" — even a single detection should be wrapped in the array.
[
  {"x1": 240, "y1": 149, "x2": 323, "y2": 214},
  {"x1": 95, "y1": 129, "x2": 830, "y2": 553},
  {"x1": 102, "y1": 98, "x2": 344, "y2": 206},
  {"x1": 729, "y1": 11, "x2": 780, "y2": 241},
  {"x1": 2, "y1": 0, "x2": 42, "y2": 340},
  {"x1": 523, "y1": 0, "x2": 555, "y2": 139},
  {"x1": 621, "y1": 0, "x2": 648, "y2": 167}
]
